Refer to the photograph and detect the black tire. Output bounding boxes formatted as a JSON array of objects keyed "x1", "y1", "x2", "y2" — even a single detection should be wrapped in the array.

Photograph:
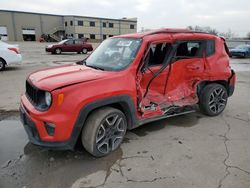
[
  {"x1": 82, "y1": 107, "x2": 127, "y2": 157},
  {"x1": 82, "y1": 48, "x2": 88, "y2": 54},
  {"x1": 199, "y1": 83, "x2": 228, "y2": 116},
  {"x1": 0, "y1": 58, "x2": 6, "y2": 71},
  {"x1": 55, "y1": 48, "x2": 61, "y2": 54}
]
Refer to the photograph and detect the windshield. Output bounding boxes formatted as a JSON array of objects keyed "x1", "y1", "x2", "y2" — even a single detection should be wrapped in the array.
[
  {"x1": 58, "y1": 39, "x2": 68, "y2": 44},
  {"x1": 236, "y1": 45, "x2": 250, "y2": 50},
  {"x1": 85, "y1": 38, "x2": 142, "y2": 71}
]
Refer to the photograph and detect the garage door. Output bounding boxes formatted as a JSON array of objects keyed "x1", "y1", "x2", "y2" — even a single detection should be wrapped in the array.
[
  {"x1": 22, "y1": 28, "x2": 36, "y2": 35},
  {"x1": 22, "y1": 28, "x2": 36, "y2": 41},
  {"x1": 0, "y1": 26, "x2": 8, "y2": 41}
]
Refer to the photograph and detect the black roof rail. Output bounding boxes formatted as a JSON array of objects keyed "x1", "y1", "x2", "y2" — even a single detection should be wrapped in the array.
[{"x1": 143, "y1": 28, "x2": 213, "y2": 37}]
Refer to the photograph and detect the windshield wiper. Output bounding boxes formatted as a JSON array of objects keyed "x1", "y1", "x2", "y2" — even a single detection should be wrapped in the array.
[
  {"x1": 81, "y1": 60, "x2": 105, "y2": 71},
  {"x1": 86, "y1": 64, "x2": 105, "y2": 71}
]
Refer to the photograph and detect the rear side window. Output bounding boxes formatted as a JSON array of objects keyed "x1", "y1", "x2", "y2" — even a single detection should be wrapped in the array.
[
  {"x1": 176, "y1": 41, "x2": 203, "y2": 58},
  {"x1": 206, "y1": 40, "x2": 215, "y2": 56}
]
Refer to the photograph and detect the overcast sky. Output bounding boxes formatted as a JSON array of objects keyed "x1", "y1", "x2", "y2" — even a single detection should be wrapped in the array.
[{"x1": 1, "y1": 0, "x2": 250, "y2": 37}]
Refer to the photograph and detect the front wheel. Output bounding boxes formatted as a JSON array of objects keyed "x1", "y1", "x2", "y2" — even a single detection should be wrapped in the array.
[
  {"x1": 199, "y1": 84, "x2": 228, "y2": 116},
  {"x1": 81, "y1": 107, "x2": 127, "y2": 157}
]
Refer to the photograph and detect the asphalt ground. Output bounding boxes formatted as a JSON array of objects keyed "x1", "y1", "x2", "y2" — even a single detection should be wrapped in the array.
[{"x1": 0, "y1": 42, "x2": 250, "y2": 188}]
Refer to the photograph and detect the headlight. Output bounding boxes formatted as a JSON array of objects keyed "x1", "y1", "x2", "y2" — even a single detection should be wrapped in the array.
[
  {"x1": 45, "y1": 92, "x2": 52, "y2": 107},
  {"x1": 47, "y1": 45, "x2": 53, "y2": 48}
]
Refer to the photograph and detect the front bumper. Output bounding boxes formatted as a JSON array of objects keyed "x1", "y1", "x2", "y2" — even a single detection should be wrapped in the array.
[
  {"x1": 19, "y1": 96, "x2": 77, "y2": 150},
  {"x1": 45, "y1": 48, "x2": 53, "y2": 52}
]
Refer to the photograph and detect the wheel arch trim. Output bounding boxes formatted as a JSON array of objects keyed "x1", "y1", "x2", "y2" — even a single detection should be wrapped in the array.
[
  {"x1": 69, "y1": 95, "x2": 139, "y2": 148},
  {"x1": 197, "y1": 79, "x2": 230, "y2": 97}
]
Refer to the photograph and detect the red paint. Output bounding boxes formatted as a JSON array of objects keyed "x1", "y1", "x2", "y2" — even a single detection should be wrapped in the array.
[{"x1": 20, "y1": 28, "x2": 236, "y2": 143}]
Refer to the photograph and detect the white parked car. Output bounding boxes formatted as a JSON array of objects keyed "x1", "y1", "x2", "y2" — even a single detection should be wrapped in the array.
[{"x1": 0, "y1": 41, "x2": 22, "y2": 71}]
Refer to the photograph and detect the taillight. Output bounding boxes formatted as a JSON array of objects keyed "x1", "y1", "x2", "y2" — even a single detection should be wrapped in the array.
[{"x1": 8, "y1": 47, "x2": 20, "y2": 54}]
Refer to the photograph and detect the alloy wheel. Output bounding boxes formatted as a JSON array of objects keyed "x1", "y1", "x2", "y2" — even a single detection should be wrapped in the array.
[
  {"x1": 208, "y1": 87, "x2": 227, "y2": 114},
  {"x1": 96, "y1": 113, "x2": 126, "y2": 154}
]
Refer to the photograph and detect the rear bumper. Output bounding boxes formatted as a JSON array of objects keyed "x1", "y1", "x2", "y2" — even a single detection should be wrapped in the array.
[
  {"x1": 6, "y1": 54, "x2": 22, "y2": 65},
  {"x1": 228, "y1": 69, "x2": 236, "y2": 97}
]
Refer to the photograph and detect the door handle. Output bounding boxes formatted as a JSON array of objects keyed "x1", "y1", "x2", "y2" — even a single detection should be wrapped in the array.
[{"x1": 186, "y1": 64, "x2": 200, "y2": 70}]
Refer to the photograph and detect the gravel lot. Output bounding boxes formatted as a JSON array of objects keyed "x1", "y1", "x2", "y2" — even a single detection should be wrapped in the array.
[{"x1": 0, "y1": 42, "x2": 250, "y2": 188}]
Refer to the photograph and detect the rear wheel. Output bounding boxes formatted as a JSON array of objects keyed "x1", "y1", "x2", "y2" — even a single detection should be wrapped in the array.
[
  {"x1": 81, "y1": 107, "x2": 127, "y2": 157},
  {"x1": 55, "y1": 48, "x2": 61, "y2": 54},
  {"x1": 82, "y1": 48, "x2": 88, "y2": 54},
  {"x1": 0, "y1": 59, "x2": 6, "y2": 71},
  {"x1": 199, "y1": 83, "x2": 228, "y2": 116}
]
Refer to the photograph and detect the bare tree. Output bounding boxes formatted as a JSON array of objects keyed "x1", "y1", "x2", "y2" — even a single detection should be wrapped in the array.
[
  {"x1": 247, "y1": 32, "x2": 250, "y2": 39},
  {"x1": 187, "y1": 25, "x2": 219, "y2": 35},
  {"x1": 220, "y1": 29, "x2": 237, "y2": 39}
]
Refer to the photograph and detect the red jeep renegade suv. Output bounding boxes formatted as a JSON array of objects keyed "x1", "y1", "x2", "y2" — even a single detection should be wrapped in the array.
[{"x1": 20, "y1": 28, "x2": 236, "y2": 157}]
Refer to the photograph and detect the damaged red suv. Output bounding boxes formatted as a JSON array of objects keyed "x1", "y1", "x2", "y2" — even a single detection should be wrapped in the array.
[{"x1": 20, "y1": 28, "x2": 236, "y2": 157}]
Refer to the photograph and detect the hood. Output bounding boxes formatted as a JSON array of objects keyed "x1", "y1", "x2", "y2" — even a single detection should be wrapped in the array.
[
  {"x1": 230, "y1": 48, "x2": 247, "y2": 53},
  {"x1": 28, "y1": 64, "x2": 109, "y2": 91}
]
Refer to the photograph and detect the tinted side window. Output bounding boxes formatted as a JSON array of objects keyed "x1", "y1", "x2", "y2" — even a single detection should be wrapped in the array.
[
  {"x1": 147, "y1": 43, "x2": 171, "y2": 66},
  {"x1": 176, "y1": 41, "x2": 204, "y2": 58},
  {"x1": 65, "y1": 40, "x2": 74, "y2": 45},
  {"x1": 75, "y1": 40, "x2": 83, "y2": 44},
  {"x1": 206, "y1": 40, "x2": 215, "y2": 56}
]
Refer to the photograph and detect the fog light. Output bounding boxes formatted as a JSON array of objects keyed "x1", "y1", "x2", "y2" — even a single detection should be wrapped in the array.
[{"x1": 44, "y1": 122, "x2": 55, "y2": 136}]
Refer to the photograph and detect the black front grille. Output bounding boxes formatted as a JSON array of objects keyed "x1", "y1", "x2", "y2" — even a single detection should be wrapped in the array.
[{"x1": 26, "y1": 81, "x2": 39, "y2": 105}]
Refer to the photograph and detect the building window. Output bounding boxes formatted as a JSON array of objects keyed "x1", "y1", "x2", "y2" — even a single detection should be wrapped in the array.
[
  {"x1": 103, "y1": 22, "x2": 106, "y2": 27},
  {"x1": 109, "y1": 35, "x2": 113, "y2": 37},
  {"x1": 65, "y1": 21, "x2": 67, "y2": 27},
  {"x1": 109, "y1": 23, "x2": 114, "y2": 28},
  {"x1": 78, "y1": 34, "x2": 84, "y2": 39},
  {"x1": 130, "y1": 24, "x2": 135, "y2": 29},
  {"x1": 78, "y1": 21, "x2": 83, "y2": 26},
  {"x1": 90, "y1": 34, "x2": 96, "y2": 39},
  {"x1": 70, "y1": 21, "x2": 73, "y2": 26},
  {"x1": 90, "y1": 21, "x2": 95, "y2": 27},
  {"x1": 103, "y1": 35, "x2": 107, "y2": 40}
]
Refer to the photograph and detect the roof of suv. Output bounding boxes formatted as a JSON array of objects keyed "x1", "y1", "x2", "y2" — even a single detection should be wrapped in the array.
[{"x1": 116, "y1": 28, "x2": 218, "y2": 40}]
